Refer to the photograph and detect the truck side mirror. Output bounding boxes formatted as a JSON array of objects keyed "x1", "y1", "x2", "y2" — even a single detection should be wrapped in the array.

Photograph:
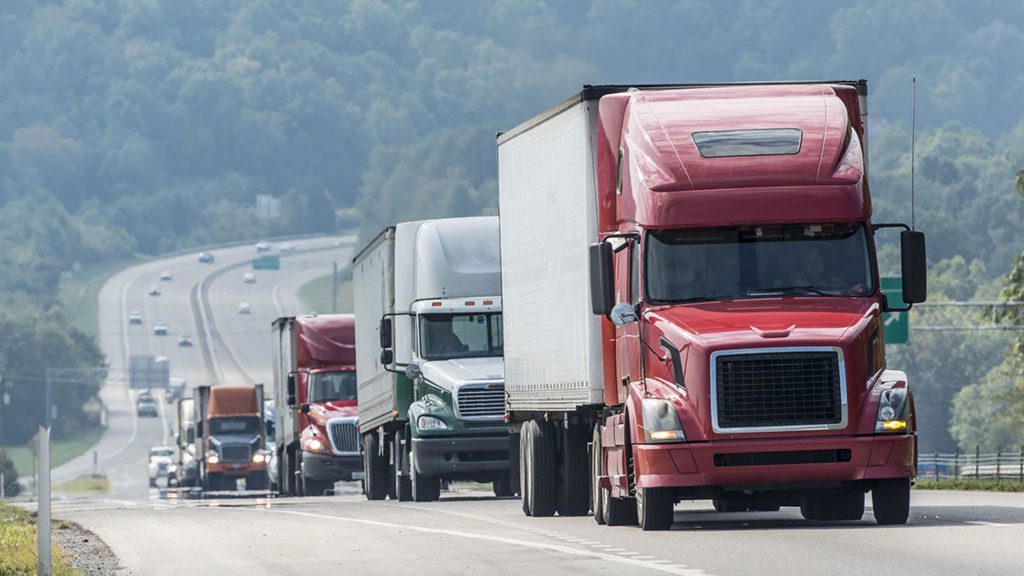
[
  {"x1": 380, "y1": 349, "x2": 394, "y2": 366},
  {"x1": 404, "y1": 363, "x2": 422, "y2": 381},
  {"x1": 900, "y1": 230, "x2": 927, "y2": 304},
  {"x1": 589, "y1": 242, "x2": 614, "y2": 316},
  {"x1": 300, "y1": 403, "x2": 310, "y2": 415},
  {"x1": 194, "y1": 422, "x2": 203, "y2": 438},
  {"x1": 379, "y1": 317, "x2": 393, "y2": 349},
  {"x1": 286, "y1": 373, "x2": 296, "y2": 407},
  {"x1": 186, "y1": 429, "x2": 194, "y2": 443}
]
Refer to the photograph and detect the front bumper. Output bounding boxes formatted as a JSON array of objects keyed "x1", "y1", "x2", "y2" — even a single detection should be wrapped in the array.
[
  {"x1": 412, "y1": 435, "x2": 510, "y2": 479},
  {"x1": 301, "y1": 451, "x2": 363, "y2": 482},
  {"x1": 631, "y1": 434, "x2": 915, "y2": 490},
  {"x1": 207, "y1": 461, "x2": 267, "y2": 477}
]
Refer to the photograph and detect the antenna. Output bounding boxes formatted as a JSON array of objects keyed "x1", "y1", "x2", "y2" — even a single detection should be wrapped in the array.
[{"x1": 911, "y1": 77, "x2": 916, "y2": 231}]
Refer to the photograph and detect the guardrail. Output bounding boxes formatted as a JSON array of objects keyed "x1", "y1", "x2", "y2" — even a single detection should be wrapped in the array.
[{"x1": 917, "y1": 447, "x2": 1024, "y2": 482}]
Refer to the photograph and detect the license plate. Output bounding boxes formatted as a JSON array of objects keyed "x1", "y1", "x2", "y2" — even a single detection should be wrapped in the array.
[
  {"x1": 232, "y1": 463, "x2": 241, "y2": 469},
  {"x1": 352, "y1": 471, "x2": 365, "y2": 480}
]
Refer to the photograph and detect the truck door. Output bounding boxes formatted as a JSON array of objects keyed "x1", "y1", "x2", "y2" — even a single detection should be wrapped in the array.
[{"x1": 614, "y1": 239, "x2": 641, "y2": 405}]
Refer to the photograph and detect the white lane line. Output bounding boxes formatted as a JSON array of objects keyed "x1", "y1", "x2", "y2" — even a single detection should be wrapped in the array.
[
  {"x1": 966, "y1": 521, "x2": 1011, "y2": 527},
  {"x1": 253, "y1": 508, "x2": 715, "y2": 576}
]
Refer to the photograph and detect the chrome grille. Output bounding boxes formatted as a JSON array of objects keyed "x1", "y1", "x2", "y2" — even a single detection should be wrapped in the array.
[
  {"x1": 328, "y1": 420, "x2": 359, "y2": 454},
  {"x1": 456, "y1": 383, "x2": 505, "y2": 419},
  {"x1": 713, "y1": 349, "x2": 844, "y2": 431},
  {"x1": 220, "y1": 444, "x2": 251, "y2": 463}
]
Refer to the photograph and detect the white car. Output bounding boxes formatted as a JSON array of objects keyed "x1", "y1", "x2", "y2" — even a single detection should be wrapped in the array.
[
  {"x1": 243, "y1": 272, "x2": 256, "y2": 284},
  {"x1": 159, "y1": 270, "x2": 172, "y2": 281},
  {"x1": 238, "y1": 302, "x2": 252, "y2": 314},
  {"x1": 280, "y1": 243, "x2": 295, "y2": 252},
  {"x1": 148, "y1": 285, "x2": 161, "y2": 296},
  {"x1": 153, "y1": 322, "x2": 169, "y2": 335},
  {"x1": 256, "y1": 241, "x2": 271, "y2": 252},
  {"x1": 148, "y1": 446, "x2": 177, "y2": 487},
  {"x1": 128, "y1": 310, "x2": 143, "y2": 324}
]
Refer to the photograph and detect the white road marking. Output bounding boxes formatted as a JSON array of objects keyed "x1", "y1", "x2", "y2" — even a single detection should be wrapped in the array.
[
  {"x1": 253, "y1": 508, "x2": 716, "y2": 576},
  {"x1": 965, "y1": 521, "x2": 1011, "y2": 527}
]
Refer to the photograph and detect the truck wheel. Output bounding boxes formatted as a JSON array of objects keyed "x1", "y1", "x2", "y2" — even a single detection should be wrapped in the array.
[
  {"x1": 492, "y1": 475, "x2": 514, "y2": 497},
  {"x1": 602, "y1": 485, "x2": 638, "y2": 526},
  {"x1": 591, "y1": 423, "x2": 605, "y2": 525},
  {"x1": 872, "y1": 478, "x2": 910, "y2": 525},
  {"x1": 637, "y1": 486, "x2": 675, "y2": 531},
  {"x1": 521, "y1": 420, "x2": 556, "y2": 517},
  {"x1": 806, "y1": 490, "x2": 864, "y2": 521},
  {"x1": 247, "y1": 472, "x2": 269, "y2": 491},
  {"x1": 712, "y1": 498, "x2": 748, "y2": 512},
  {"x1": 410, "y1": 450, "x2": 441, "y2": 502},
  {"x1": 799, "y1": 496, "x2": 820, "y2": 520},
  {"x1": 362, "y1": 433, "x2": 388, "y2": 500},
  {"x1": 557, "y1": 426, "x2": 589, "y2": 516},
  {"x1": 384, "y1": 433, "x2": 397, "y2": 501},
  {"x1": 393, "y1": 431, "x2": 412, "y2": 501},
  {"x1": 509, "y1": 432, "x2": 521, "y2": 496},
  {"x1": 302, "y1": 475, "x2": 333, "y2": 496}
]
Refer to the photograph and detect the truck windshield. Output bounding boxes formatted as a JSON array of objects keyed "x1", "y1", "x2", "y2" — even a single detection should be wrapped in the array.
[
  {"x1": 419, "y1": 313, "x2": 503, "y2": 360},
  {"x1": 309, "y1": 370, "x2": 358, "y2": 403},
  {"x1": 645, "y1": 222, "x2": 874, "y2": 303},
  {"x1": 209, "y1": 417, "x2": 259, "y2": 436}
]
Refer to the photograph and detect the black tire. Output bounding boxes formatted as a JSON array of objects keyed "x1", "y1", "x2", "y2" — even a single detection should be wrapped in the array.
[
  {"x1": 509, "y1": 432, "x2": 521, "y2": 496},
  {"x1": 713, "y1": 498, "x2": 748, "y2": 512},
  {"x1": 872, "y1": 478, "x2": 911, "y2": 525},
  {"x1": 602, "y1": 485, "x2": 638, "y2": 526},
  {"x1": 247, "y1": 472, "x2": 269, "y2": 491},
  {"x1": 800, "y1": 496, "x2": 820, "y2": 520},
  {"x1": 522, "y1": 420, "x2": 557, "y2": 517},
  {"x1": 362, "y1": 433, "x2": 388, "y2": 500},
  {"x1": 410, "y1": 449, "x2": 441, "y2": 502},
  {"x1": 493, "y1": 475, "x2": 514, "y2": 497},
  {"x1": 637, "y1": 486, "x2": 675, "y2": 531},
  {"x1": 558, "y1": 427, "x2": 590, "y2": 516},
  {"x1": 820, "y1": 490, "x2": 864, "y2": 521},
  {"x1": 393, "y1": 430, "x2": 412, "y2": 501},
  {"x1": 520, "y1": 424, "x2": 532, "y2": 516},
  {"x1": 302, "y1": 474, "x2": 333, "y2": 496},
  {"x1": 592, "y1": 423, "x2": 606, "y2": 525}
]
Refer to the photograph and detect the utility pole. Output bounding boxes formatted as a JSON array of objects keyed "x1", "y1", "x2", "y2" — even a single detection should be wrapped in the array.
[
  {"x1": 38, "y1": 368, "x2": 52, "y2": 576},
  {"x1": 1, "y1": 372, "x2": 6, "y2": 499}
]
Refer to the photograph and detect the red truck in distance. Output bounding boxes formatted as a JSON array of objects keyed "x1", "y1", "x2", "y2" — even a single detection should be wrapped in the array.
[
  {"x1": 272, "y1": 315, "x2": 361, "y2": 496},
  {"x1": 497, "y1": 81, "x2": 927, "y2": 530}
]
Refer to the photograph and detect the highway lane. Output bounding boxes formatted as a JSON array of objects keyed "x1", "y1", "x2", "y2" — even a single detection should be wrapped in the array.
[
  {"x1": 46, "y1": 489, "x2": 1024, "y2": 575},
  {"x1": 48, "y1": 238, "x2": 349, "y2": 498}
]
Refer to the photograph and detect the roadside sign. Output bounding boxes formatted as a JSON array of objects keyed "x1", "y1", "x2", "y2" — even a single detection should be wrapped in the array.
[
  {"x1": 253, "y1": 255, "x2": 280, "y2": 270},
  {"x1": 880, "y1": 277, "x2": 909, "y2": 344}
]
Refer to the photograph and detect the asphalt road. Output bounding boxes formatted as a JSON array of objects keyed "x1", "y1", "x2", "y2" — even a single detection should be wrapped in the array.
[
  {"x1": 32, "y1": 237, "x2": 1024, "y2": 575},
  {"x1": 47, "y1": 489, "x2": 1024, "y2": 575}
]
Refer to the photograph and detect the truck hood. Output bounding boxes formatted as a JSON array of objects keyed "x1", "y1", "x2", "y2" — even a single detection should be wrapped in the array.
[
  {"x1": 210, "y1": 433, "x2": 259, "y2": 447},
  {"x1": 309, "y1": 400, "x2": 358, "y2": 424},
  {"x1": 649, "y1": 297, "x2": 877, "y2": 348},
  {"x1": 421, "y1": 357, "x2": 505, "y2": 392}
]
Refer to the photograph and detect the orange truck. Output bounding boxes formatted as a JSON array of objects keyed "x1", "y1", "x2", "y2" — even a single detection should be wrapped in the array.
[{"x1": 195, "y1": 384, "x2": 270, "y2": 491}]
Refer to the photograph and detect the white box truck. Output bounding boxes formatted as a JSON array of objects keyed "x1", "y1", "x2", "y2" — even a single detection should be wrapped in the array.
[{"x1": 353, "y1": 217, "x2": 511, "y2": 502}]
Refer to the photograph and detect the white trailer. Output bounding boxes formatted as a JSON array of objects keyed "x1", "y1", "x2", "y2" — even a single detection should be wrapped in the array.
[{"x1": 353, "y1": 217, "x2": 511, "y2": 502}]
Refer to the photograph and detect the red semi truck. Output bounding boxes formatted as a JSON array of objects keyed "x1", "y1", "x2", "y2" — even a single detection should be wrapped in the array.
[
  {"x1": 497, "y1": 81, "x2": 927, "y2": 530},
  {"x1": 271, "y1": 315, "x2": 361, "y2": 496}
]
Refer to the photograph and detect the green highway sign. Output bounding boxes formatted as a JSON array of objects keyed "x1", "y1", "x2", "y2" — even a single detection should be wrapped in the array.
[
  {"x1": 880, "y1": 277, "x2": 909, "y2": 344},
  {"x1": 253, "y1": 255, "x2": 280, "y2": 270}
]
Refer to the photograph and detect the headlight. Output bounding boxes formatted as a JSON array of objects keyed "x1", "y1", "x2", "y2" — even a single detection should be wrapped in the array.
[
  {"x1": 418, "y1": 415, "x2": 448, "y2": 431},
  {"x1": 252, "y1": 453, "x2": 266, "y2": 463},
  {"x1": 875, "y1": 387, "x2": 909, "y2": 433},
  {"x1": 205, "y1": 450, "x2": 220, "y2": 464},
  {"x1": 304, "y1": 437, "x2": 326, "y2": 452},
  {"x1": 640, "y1": 398, "x2": 686, "y2": 443}
]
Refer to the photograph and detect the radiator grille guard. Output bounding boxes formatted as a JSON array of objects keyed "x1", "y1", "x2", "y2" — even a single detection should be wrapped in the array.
[
  {"x1": 710, "y1": 347, "x2": 847, "y2": 433},
  {"x1": 455, "y1": 383, "x2": 506, "y2": 420},
  {"x1": 328, "y1": 419, "x2": 360, "y2": 454}
]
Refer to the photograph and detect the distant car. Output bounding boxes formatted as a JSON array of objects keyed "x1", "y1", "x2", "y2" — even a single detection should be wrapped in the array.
[
  {"x1": 177, "y1": 334, "x2": 193, "y2": 347},
  {"x1": 137, "y1": 397, "x2": 159, "y2": 418},
  {"x1": 160, "y1": 270, "x2": 172, "y2": 281},
  {"x1": 243, "y1": 272, "x2": 256, "y2": 284},
  {"x1": 256, "y1": 241, "x2": 271, "y2": 252},
  {"x1": 238, "y1": 302, "x2": 251, "y2": 314},
  {"x1": 148, "y1": 285, "x2": 162, "y2": 296},
  {"x1": 128, "y1": 310, "x2": 143, "y2": 324},
  {"x1": 153, "y1": 322, "x2": 168, "y2": 336},
  {"x1": 148, "y1": 446, "x2": 176, "y2": 487},
  {"x1": 280, "y1": 243, "x2": 295, "y2": 253},
  {"x1": 198, "y1": 252, "x2": 214, "y2": 263}
]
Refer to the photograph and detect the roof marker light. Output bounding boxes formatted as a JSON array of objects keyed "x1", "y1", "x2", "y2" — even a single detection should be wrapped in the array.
[
  {"x1": 483, "y1": 300, "x2": 493, "y2": 305},
  {"x1": 431, "y1": 302, "x2": 442, "y2": 307},
  {"x1": 465, "y1": 301, "x2": 475, "y2": 306}
]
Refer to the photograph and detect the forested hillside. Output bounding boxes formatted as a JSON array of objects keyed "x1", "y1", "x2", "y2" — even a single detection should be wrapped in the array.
[{"x1": 1, "y1": 0, "x2": 1023, "y2": 454}]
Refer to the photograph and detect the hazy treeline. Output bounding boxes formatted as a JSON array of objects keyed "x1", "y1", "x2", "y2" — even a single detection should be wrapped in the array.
[{"x1": 0, "y1": 1, "x2": 1023, "y2": 453}]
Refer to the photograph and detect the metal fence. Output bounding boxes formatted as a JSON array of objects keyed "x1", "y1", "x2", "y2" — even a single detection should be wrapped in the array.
[{"x1": 917, "y1": 447, "x2": 1024, "y2": 482}]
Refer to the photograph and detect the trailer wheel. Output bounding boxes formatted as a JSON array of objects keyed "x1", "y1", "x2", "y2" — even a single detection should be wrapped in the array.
[
  {"x1": 509, "y1": 432, "x2": 521, "y2": 496},
  {"x1": 393, "y1": 430, "x2": 412, "y2": 501},
  {"x1": 872, "y1": 478, "x2": 910, "y2": 525},
  {"x1": 636, "y1": 486, "x2": 675, "y2": 531},
  {"x1": 591, "y1": 423, "x2": 606, "y2": 524},
  {"x1": 602, "y1": 484, "x2": 637, "y2": 526},
  {"x1": 410, "y1": 449, "x2": 441, "y2": 502},
  {"x1": 247, "y1": 472, "x2": 269, "y2": 492},
  {"x1": 362, "y1": 433, "x2": 388, "y2": 500},
  {"x1": 492, "y1": 475, "x2": 514, "y2": 498},
  {"x1": 557, "y1": 426, "x2": 590, "y2": 516},
  {"x1": 521, "y1": 420, "x2": 556, "y2": 517}
]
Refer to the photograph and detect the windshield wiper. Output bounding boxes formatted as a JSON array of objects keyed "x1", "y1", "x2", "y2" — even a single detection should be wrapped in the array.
[{"x1": 746, "y1": 285, "x2": 840, "y2": 297}]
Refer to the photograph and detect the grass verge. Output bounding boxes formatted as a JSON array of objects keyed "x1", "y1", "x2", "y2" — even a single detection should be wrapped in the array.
[
  {"x1": 0, "y1": 501, "x2": 79, "y2": 575},
  {"x1": 914, "y1": 478, "x2": 1024, "y2": 492},
  {"x1": 5, "y1": 427, "x2": 105, "y2": 481},
  {"x1": 58, "y1": 256, "x2": 149, "y2": 338},
  {"x1": 298, "y1": 275, "x2": 353, "y2": 314},
  {"x1": 54, "y1": 475, "x2": 110, "y2": 493}
]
